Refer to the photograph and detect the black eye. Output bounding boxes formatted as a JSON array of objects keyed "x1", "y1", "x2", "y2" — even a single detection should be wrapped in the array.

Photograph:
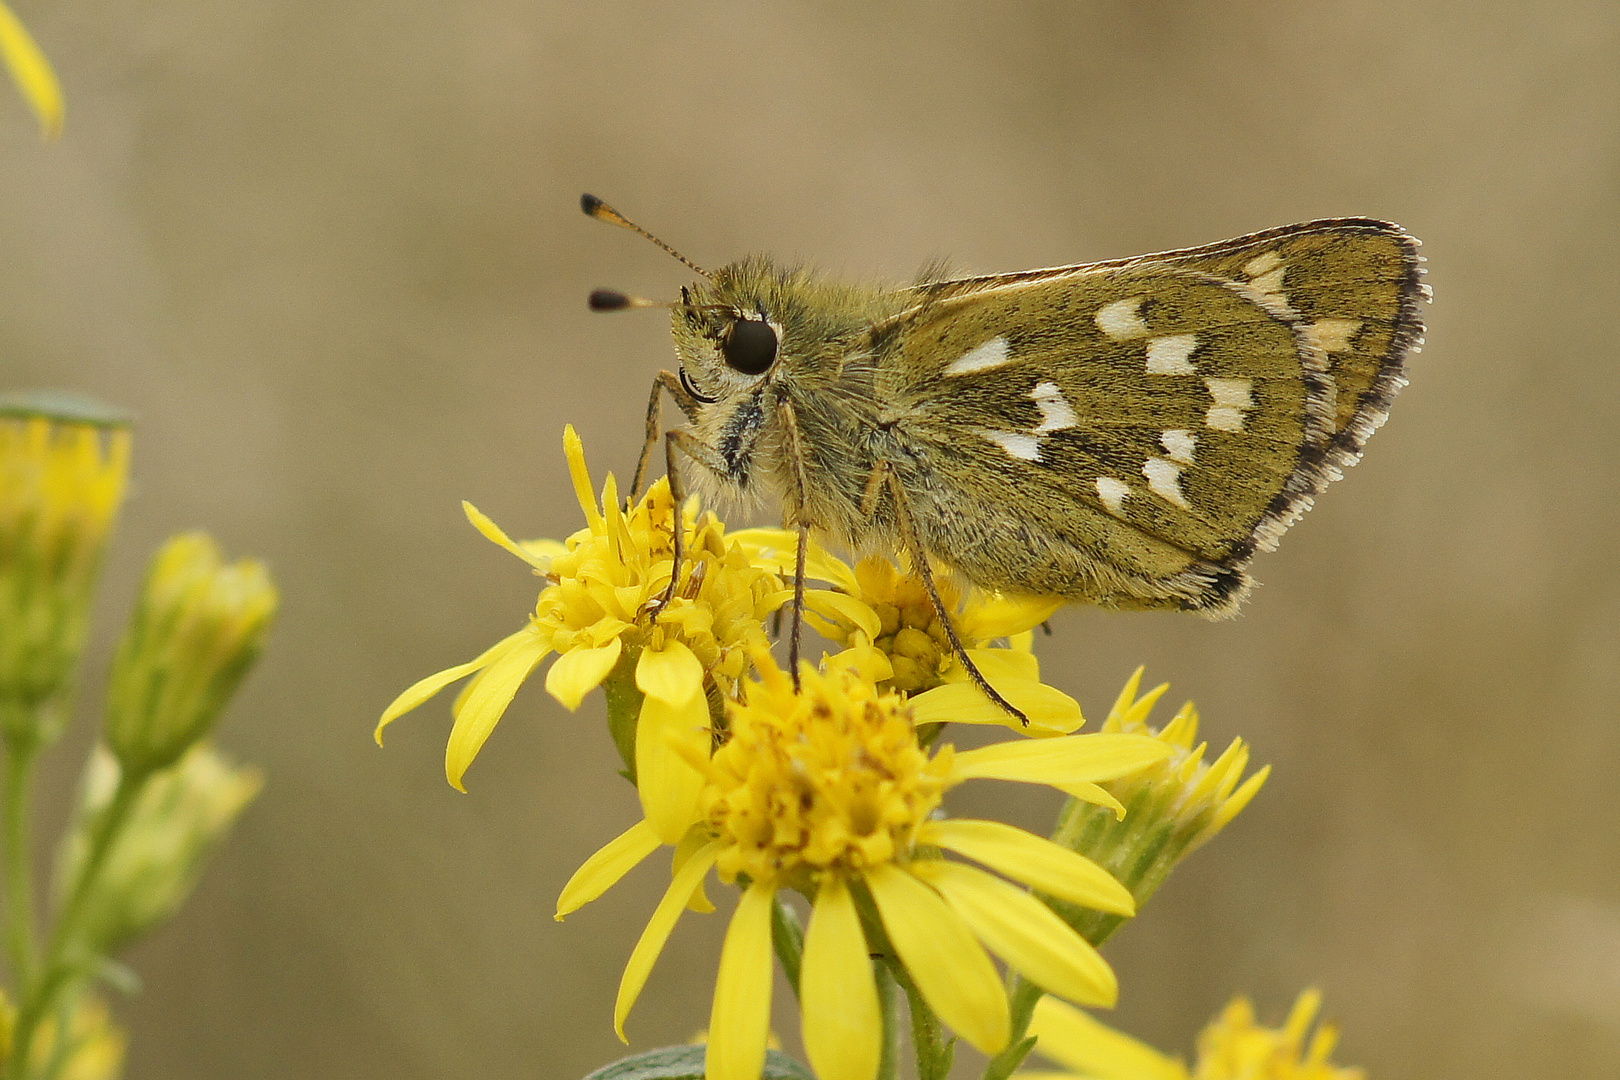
[{"x1": 720, "y1": 318, "x2": 778, "y2": 375}]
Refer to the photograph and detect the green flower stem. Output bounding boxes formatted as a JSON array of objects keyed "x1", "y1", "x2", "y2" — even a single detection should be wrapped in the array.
[
  {"x1": 979, "y1": 976, "x2": 1042, "y2": 1080},
  {"x1": 8, "y1": 766, "x2": 144, "y2": 1078},
  {"x1": 874, "y1": 959, "x2": 900, "y2": 1080},
  {"x1": 887, "y1": 956, "x2": 952, "y2": 1080},
  {"x1": 3, "y1": 732, "x2": 40, "y2": 991}
]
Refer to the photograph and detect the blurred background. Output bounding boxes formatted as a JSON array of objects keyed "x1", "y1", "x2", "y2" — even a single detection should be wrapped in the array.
[{"x1": 3, "y1": 1, "x2": 1618, "y2": 1077}]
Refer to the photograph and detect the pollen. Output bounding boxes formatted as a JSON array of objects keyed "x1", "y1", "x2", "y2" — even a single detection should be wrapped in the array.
[{"x1": 704, "y1": 662, "x2": 951, "y2": 889}]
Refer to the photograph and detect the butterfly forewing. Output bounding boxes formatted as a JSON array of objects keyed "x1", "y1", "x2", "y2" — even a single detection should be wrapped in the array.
[
  {"x1": 894, "y1": 266, "x2": 1323, "y2": 559},
  {"x1": 1130, "y1": 220, "x2": 1424, "y2": 451}
]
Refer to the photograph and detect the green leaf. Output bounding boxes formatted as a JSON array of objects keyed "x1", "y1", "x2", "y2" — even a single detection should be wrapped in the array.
[{"x1": 579, "y1": 1044, "x2": 815, "y2": 1080}]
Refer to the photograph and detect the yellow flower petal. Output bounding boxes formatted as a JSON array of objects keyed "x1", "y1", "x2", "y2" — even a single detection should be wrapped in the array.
[
  {"x1": 544, "y1": 638, "x2": 623, "y2": 711},
  {"x1": 636, "y1": 690, "x2": 710, "y2": 844},
  {"x1": 778, "y1": 587, "x2": 883, "y2": 641},
  {"x1": 957, "y1": 594, "x2": 1064, "y2": 640},
  {"x1": 951, "y1": 733, "x2": 1170, "y2": 785},
  {"x1": 707, "y1": 879, "x2": 775, "y2": 1080},
  {"x1": 802, "y1": 877, "x2": 881, "y2": 1080},
  {"x1": 674, "y1": 825, "x2": 717, "y2": 914},
  {"x1": 556, "y1": 819, "x2": 661, "y2": 919},
  {"x1": 0, "y1": 0, "x2": 63, "y2": 139},
  {"x1": 375, "y1": 626, "x2": 543, "y2": 744},
  {"x1": 915, "y1": 861, "x2": 1116, "y2": 1007},
  {"x1": 918, "y1": 819, "x2": 1134, "y2": 916},
  {"x1": 730, "y1": 528, "x2": 859, "y2": 592},
  {"x1": 445, "y1": 631, "x2": 553, "y2": 790},
  {"x1": 461, "y1": 501, "x2": 551, "y2": 571},
  {"x1": 964, "y1": 647, "x2": 1040, "y2": 683},
  {"x1": 615, "y1": 841, "x2": 720, "y2": 1041},
  {"x1": 865, "y1": 862, "x2": 1008, "y2": 1055},
  {"x1": 563, "y1": 425, "x2": 606, "y2": 533},
  {"x1": 908, "y1": 679, "x2": 1084, "y2": 734},
  {"x1": 635, "y1": 638, "x2": 704, "y2": 708},
  {"x1": 1028, "y1": 996, "x2": 1184, "y2": 1080}
]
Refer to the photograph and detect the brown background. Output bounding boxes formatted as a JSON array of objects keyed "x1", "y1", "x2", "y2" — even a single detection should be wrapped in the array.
[{"x1": 3, "y1": 2, "x2": 1618, "y2": 1078}]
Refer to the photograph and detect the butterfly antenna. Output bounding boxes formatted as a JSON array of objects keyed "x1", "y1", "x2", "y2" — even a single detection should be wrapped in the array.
[{"x1": 582, "y1": 194, "x2": 712, "y2": 280}]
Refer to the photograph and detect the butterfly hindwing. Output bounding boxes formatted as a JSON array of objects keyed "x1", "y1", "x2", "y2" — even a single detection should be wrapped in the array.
[{"x1": 882, "y1": 220, "x2": 1423, "y2": 612}]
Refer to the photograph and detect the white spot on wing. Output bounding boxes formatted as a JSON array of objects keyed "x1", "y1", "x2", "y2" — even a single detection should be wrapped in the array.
[
  {"x1": 1160, "y1": 429, "x2": 1197, "y2": 464},
  {"x1": 1204, "y1": 377, "x2": 1254, "y2": 432},
  {"x1": 1030, "y1": 381, "x2": 1079, "y2": 432},
  {"x1": 1143, "y1": 457, "x2": 1191, "y2": 509},
  {"x1": 1304, "y1": 318, "x2": 1362, "y2": 353},
  {"x1": 980, "y1": 429, "x2": 1041, "y2": 462},
  {"x1": 1243, "y1": 252, "x2": 1282, "y2": 277},
  {"x1": 945, "y1": 336, "x2": 1012, "y2": 376},
  {"x1": 1145, "y1": 334, "x2": 1198, "y2": 375},
  {"x1": 1095, "y1": 476, "x2": 1129, "y2": 517},
  {"x1": 1095, "y1": 297, "x2": 1149, "y2": 340},
  {"x1": 1249, "y1": 267, "x2": 1286, "y2": 298}
]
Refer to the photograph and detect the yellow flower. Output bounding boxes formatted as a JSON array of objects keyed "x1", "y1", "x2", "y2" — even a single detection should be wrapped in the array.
[
  {"x1": 0, "y1": 0, "x2": 63, "y2": 139},
  {"x1": 105, "y1": 533, "x2": 277, "y2": 777},
  {"x1": 0, "y1": 397, "x2": 130, "y2": 737},
  {"x1": 556, "y1": 652, "x2": 1172, "y2": 1080},
  {"x1": 376, "y1": 427, "x2": 786, "y2": 842},
  {"x1": 0, "y1": 990, "x2": 125, "y2": 1080},
  {"x1": 1048, "y1": 668, "x2": 1270, "y2": 942},
  {"x1": 1021, "y1": 989, "x2": 1363, "y2": 1080},
  {"x1": 58, "y1": 743, "x2": 263, "y2": 953},
  {"x1": 732, "y1": 531, "x2": 1081, "y2": 734}
]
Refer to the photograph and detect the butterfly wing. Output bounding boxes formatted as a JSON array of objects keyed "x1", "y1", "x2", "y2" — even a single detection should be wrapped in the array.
[{"x1": 883, "y1": 220, "x2": 1425, "y2": 614}]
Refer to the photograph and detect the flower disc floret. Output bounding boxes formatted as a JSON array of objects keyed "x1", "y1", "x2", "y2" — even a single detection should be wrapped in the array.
[{"x1": 704, "y1": 658, "x2": 950, "y2": 890}]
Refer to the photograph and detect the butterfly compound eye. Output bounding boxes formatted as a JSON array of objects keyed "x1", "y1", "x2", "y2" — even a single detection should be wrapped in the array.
[{"x1": 720, "y1": 318, "x2": 778, "y2": 375}]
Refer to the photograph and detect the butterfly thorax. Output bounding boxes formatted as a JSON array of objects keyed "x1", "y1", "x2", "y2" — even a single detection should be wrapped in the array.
[{"x1": 671, "y1": 257, "x2": 923, "y2": 544}]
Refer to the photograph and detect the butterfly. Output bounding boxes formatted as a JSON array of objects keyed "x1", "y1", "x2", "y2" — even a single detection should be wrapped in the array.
[{"x1": 584, "y1": 195, "x2": 1427, "y2": 717}]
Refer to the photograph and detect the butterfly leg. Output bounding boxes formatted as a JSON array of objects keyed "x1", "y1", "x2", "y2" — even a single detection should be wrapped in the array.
[
  {"x1": 775, "y1": 400, "x2": 820, "y2": 693},
  {"x1": 632, "y1": 369, "x2": 702, "y2": 501},
  {"x1": 650, "y1": 428, "x2": 730, "y2": 619},
  {"x1": 884, "y1": 471, "x2": 1029, "y2": 726}
]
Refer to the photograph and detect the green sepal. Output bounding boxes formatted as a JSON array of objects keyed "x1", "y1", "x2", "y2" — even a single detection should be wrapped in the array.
[
  {"x1": 980, "y1": 1033, "x2": 1039, "y2": 1080},
  {"x1": 600, "y1": 645, "x2": 645, "y2": 784},
  {"x1": 579, "y1": 1045, "x2": 814, "y2": 1080},
  {"x1": 0, "y1": 390, "x2": 130, "y2": 427}
]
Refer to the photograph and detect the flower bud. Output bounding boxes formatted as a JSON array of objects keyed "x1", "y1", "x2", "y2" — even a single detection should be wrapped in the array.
[
  {"x1": 56, "y1": 743, "x2": 262, "y2": 954},
  {"x1": 105, "y1": 533, "x2": 276, "y2": 777},
  {"x1": 0, "y1": 393, "x2": 131, "y2": 746},
  {"x1": 1049, "y1": 669, "x2": 1269, "y2": 945}
]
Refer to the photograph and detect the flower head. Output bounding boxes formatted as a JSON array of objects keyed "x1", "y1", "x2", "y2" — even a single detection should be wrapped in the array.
[
  {"x1": 1, "y1": 993, "x2": 124, "y2": 1080},
  {"x1": 557, "y1": 652, "x2": 1172, "y2": 1080},
  {"x1": 1023, "y1": 989, "x2": 1363, "y2": 1080},
  {"x1": 105, "y1": 533, "x2": 277, "y2": 777},
  {"x1": 733, "y1": 532, "x2": 1081, "y2": 734},
  {"x1": 1048, "y1": 668, "x2": 1270, "y2": 942},
  {"x1": 377, "y1": 427, "x2": 786, "y2": 841},
  {"x1": 0, "y1": 395, "x2": 130, "y2": 739},
  {"x1": 56, "y1": 743, "x2": 263, "y2": 954}
]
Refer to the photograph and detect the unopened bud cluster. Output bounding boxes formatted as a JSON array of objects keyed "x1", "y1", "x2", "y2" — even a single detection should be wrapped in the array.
[
  {"x1": 1049, "y1": 670, "x2": 1269, "y2": 945},
  {"x1": 0, "y1": 396, "x2": 130, "y2": 743},
  {"x1": 56, "y1": 744, "x2": 263, "y2": 954},
  {"x1": 104, "y1": 533, "x2": 277, "y2": 778}
]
